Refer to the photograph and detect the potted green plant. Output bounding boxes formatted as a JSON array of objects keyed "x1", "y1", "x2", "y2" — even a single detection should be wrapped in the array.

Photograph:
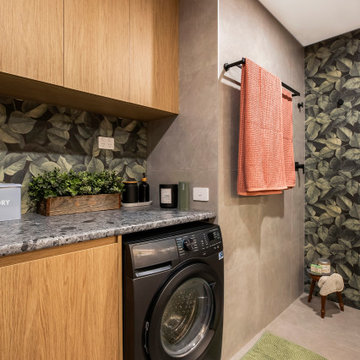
[{"x1": 28, "y1": 169, "x2": 125, "y2": 216}]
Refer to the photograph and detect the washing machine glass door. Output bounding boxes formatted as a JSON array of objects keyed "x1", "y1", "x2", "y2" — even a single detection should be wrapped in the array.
[
  {"x1": 160, "y1": 277, "x2": 213, "y2": 357},
  {"x1": 147, "y1": 263, "x2": 221, "y2": 360}
]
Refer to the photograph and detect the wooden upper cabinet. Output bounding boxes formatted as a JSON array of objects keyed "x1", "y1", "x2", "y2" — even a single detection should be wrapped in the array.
[
  {"x1": 64, "y1": 0, "x2": 130, "y2": 101},
  {"x1": 0, "y1": 0, "x2": 63, "y2": 85},
  {"x1": 130, "y1": 0, "x2": 179, "y2": 113}
]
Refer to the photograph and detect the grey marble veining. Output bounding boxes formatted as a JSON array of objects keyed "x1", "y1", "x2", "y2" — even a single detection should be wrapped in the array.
[{"x1": 0, "y1": 207, "x2": 216, "y2": 257}]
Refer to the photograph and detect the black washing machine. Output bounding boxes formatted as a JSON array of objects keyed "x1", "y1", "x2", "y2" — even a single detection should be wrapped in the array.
[{"x1": 123, "y1": 222, "x2": 224, "y2": 360}]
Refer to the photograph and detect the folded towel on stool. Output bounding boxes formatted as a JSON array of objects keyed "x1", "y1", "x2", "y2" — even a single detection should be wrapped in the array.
[{"x1": 318, "y1": 273, "x2": 344, "y2": 296}]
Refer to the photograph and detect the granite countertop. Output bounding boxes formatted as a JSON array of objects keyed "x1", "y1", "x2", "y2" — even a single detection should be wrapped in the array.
[{"x1": 0, "y1": 207, "x2": 216, "y2": 257}]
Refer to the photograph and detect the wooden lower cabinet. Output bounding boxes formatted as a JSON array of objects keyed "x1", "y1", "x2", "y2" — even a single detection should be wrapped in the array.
[{"x1": 0, "y1": 238, "x2": 122, "y2": 360}]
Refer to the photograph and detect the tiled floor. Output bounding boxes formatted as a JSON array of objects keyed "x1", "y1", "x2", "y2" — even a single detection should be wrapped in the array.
[{"x1": 229, "y1": 293, "x2": 360, "y2": 360}]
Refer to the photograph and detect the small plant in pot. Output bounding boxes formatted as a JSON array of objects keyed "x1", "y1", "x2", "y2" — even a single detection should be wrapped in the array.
[{"x1": 28, "y1": 169, "x2": 125, "y2": 216}]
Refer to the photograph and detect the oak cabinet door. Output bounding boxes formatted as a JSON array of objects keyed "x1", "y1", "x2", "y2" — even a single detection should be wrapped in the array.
[
  {"x1": 130, "y1": 0, "x2": 179, "y2": 113},
  {"x1": 0, "y1": 244, "x2": 120, "y2": 360},
  {"x1": 0, "y1": 0, "x2": 63, "y2": 85},
  {"x1": 64, "y1": 0, "x2": 130, "y2": 101}
]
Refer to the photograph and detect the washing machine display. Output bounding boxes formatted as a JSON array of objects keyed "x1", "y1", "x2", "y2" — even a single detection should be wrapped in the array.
[{"x1": 123, "y1": 222, "x2": 224, "y2": 360}]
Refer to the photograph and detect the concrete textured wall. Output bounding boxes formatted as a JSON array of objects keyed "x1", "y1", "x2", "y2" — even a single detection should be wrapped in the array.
[
  {"x1": 147, "y1": 0, "x2": 219, "y2": 212},
  {"x1": 218, "y1": 1, "x2": 305, "y2": 359},
  {"x1": 148, "y1": 1, "x2": 305, "y2": 358}
]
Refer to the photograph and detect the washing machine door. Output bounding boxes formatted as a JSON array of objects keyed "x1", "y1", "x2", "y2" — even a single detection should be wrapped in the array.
[{"x1": 146, "y1": 262, "x2": 222, "y2": 360}]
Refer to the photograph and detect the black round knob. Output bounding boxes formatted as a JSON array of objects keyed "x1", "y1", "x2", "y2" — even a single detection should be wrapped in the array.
[{"x1": 183, "y1": 239, "x2": 194, "y2": 251}]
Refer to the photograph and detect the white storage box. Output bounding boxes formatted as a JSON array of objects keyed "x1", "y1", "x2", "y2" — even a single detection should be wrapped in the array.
[{"x1": 0, "y1": 183, "x2": 22, "y2": 221}]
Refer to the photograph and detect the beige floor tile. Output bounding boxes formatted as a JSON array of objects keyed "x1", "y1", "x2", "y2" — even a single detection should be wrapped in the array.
[{"x1": 227, "y1": 294, "x2": 360, "y2": 360}]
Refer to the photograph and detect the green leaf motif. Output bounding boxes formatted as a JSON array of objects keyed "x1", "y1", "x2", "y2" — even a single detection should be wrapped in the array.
[
  {"x1": 319, "y1": 146, "x2": 334, "y2": 159},
  {"x1": 25, "y1": 104, "x2": 48, "y2": 118},
  {"x1": 343, "y1": 288, "x2": 360, "y2": 302},
  {"x1": 99, "y1": 118, "x2": 113, "y2": 137},
  {"x1": 0, "y1": 125, "x2": 23, "y2": 143},
  {"x1": 47, "y1": 127, "x2": 70, "y2": 146},
  {"x1": 349, "y1": 204, "x2": 360, "y2": 219},
  {"x1": 343, "y1": 77, "x2": 360, "y2": 90},
  {"x1": 319, "y1": 213, "x2": 334, "y2": 225},
  {"x1": 339, "y1": 238, "x2": 352, "y2": 249},
  {"x1": 330, "y1": 175, "x2": 345, "y2": 187},
  {"x1": 306, "y1": 184, "x2": 321, "y2": 205},
  {"x1": 87, "y1": 157, "x2": 104, "y2": 173},
  {"x1": 343, "y1": 149, "x2": 360, "y2": 160},
  {"x1": 347, "y1": 110, "x2": 359, "y2": 126},
  {"x1": 305, "y1": 94, "x2": 317, "y2": 106},
  {"x1": 346, "y1": 39, "x2": 360, "y2": 55},
  {"x1": 346, "y1": 250, "x2": 358, "y2": 266},
  {"x1": 317, "y1": 226, "x2": 329, "y2": 241},
  {"x1": 326, "y1": 204, "x2": 342, "y2": 217},
  {"x1": 346, "y1": 180, "x2": 359, "y2": 196},
  {"x1": 349, "y1": 61, "x2": 360, "y2": 76},
  {"x1": 318, "y1": 161, "x2": 329, "y2": 176},
  {"x1": 336, "y1": 263, "x2": 352, "y2": 280},
  {"x1": 330, "y1": 243, "x2": 346, "y2": 253},
  {"x1": 349, "y1": 274, "x2": 360, "y2": 291},
  {"x1": 349, "y1": 133, "x2": 360, "y2": 148},
  {"x1": 336, "y1": 127, "x2": 353, "y2": 141},
  {"x1": 343, "y1": 218, "x2": 360, "y2": 231},
  {"x1": 318, "y1": 81, "x2": 333, "y2": 93},
  {"x1": 316, "y1": 243, "x2": 331, "y2": 256},
  {"x1": 305, "y1": 221, "x2": 317, "y2": 234},
  {"x1": 4, "y1": 153, "x2": 27, "y2": 176},
  {"x1": 306, "y1": 122, "x2": 321, "y2": 141},
  {"x1": 336, "y1": 195, "x2": 352, "y2": 211},
  {"x1": 8, "y1": 112, "x2": 36, "y2": 134},
  {"x1": 48, "y1": 114, "x2": 72, "y2": 130},
  {"x1": 306, "y1": 56, "x2": 321, "y2": 77}
]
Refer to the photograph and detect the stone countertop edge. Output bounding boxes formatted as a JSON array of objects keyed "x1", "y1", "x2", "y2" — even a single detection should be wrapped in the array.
[{"x1": 0, "y1": 208, "x2": 216, "y2": 258}]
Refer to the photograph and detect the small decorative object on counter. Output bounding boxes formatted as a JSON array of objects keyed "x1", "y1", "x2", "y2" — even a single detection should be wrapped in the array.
[
  {"x1": 123, "y1": 181, "x2": 139, "y2": 203},
  {"x1": 160, "y1": 184, "x2": 178, "y2": 208},
  {"x1": 178, "y1": 181, "x2": 190, "y2": 211},
  {"x1": 0, "y1": 183, "x2": 21, "y2": 221},
  {"x1": 139, "y1": 173, "x2": 150, "y2": 202},
  {"x1": 318, "y1": 258, "x2": 331, "y2": 274}
]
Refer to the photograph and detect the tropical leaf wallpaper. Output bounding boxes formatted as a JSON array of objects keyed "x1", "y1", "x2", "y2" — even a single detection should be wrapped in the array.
[
  {"x1": 305, "y1": 30, "x2": 360, "y2": 309},
  {"x1": 0, "y1": 97, "x2": 147, "y2": 213}
]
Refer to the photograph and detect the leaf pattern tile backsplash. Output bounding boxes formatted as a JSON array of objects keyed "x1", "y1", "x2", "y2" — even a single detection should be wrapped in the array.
[
  {"x1": 305, "y1": 29, "x2": 360, "y2": 309},
  {"x1": 0, "y1": 98, "x2": 146, "y2": 213}
]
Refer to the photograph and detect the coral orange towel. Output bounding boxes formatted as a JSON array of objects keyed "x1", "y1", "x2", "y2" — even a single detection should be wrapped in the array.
[
  {"x1": 237, "y1": 58, "x2": 292, "y2": 196},
  {"x1": 282, "y1": 88, "x2": 296, "y2": 188}
]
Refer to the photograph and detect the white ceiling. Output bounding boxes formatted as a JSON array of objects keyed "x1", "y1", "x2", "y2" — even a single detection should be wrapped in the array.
[{"x1": 258, "y1": 0, "x2": 360, "y2": 46}]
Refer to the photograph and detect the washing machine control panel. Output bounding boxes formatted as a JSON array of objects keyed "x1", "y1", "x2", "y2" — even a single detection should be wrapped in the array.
[{"x1": 175, "y1": 229, "x2": 222, "y2": 258}]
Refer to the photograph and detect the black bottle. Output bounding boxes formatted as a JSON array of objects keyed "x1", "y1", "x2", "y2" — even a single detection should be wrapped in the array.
[{"x1": 139, "y1": 173, "x2": 150, "y2": 202}]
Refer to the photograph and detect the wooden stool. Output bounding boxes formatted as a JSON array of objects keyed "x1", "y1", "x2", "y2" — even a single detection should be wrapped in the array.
[{"x1": 308, "y1": 273, "x2": 344, "y2": 318}]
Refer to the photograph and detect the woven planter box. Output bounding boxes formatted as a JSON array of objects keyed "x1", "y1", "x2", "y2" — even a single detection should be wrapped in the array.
[{"x1": 38, "y1": 193, "x2": 121, "y2": 216}]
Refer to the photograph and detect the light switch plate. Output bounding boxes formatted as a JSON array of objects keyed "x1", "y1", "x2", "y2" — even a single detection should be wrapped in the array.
[
  {"x1": 193, "y1": 187, "x2": 209, "y2": 202},
  {"x1": 98, "y1": 136, "x2": 115, "y2": 150}
]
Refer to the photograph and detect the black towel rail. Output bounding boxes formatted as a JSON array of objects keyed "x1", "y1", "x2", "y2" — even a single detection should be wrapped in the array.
[{"x1": 223, "y1": 58, "x2": 300, "y2": 97}]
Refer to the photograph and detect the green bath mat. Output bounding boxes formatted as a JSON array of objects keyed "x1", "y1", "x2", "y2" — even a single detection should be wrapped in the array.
[{"x1": 241, "y1": 332, "x2": 327, "y2": 360}]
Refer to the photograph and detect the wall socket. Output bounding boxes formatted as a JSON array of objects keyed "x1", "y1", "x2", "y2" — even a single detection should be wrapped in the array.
[
  {"x1": 193, "y1": 187, "x2": 209, "y2": 202},
  {"x1": 98, "y1": 136, "x2": 115, "y2": 150}
]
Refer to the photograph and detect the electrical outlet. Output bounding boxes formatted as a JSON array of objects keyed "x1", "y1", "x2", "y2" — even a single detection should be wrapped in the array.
[
  {"x1": 98, "y1": 136, "x2": 115, "y2": 150},
  {"x1": 193, "y1": 187, "x2": 209, "y2": 202}
]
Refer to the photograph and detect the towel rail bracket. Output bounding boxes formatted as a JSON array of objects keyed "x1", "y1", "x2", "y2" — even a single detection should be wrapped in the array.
[{"x1": 295, "y1": 162, "x2": 304, "y2": 173}]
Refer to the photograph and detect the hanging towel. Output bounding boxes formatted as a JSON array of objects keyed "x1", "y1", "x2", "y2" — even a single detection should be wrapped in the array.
[
  {"x1": 237, "y1": 58, "x2": 287, "y2": 196},
  {"x1": 282, "y1": 88, "x2": 296, "y2": 188}
]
